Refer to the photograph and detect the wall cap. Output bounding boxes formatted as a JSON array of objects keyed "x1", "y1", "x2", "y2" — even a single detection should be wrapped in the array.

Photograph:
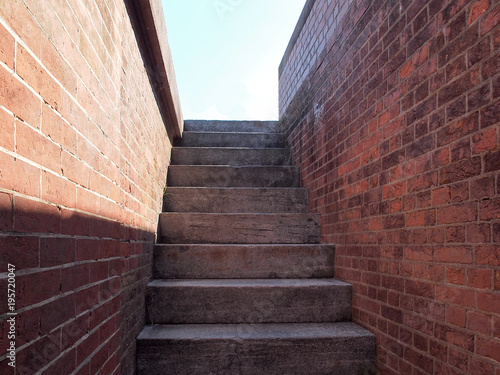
[
  {"x1": 126, "y1": 0, "x2": 184, "y2": 139},
  {"x1": 279, "y1": 0, "x2": 318, "y2": 77}
]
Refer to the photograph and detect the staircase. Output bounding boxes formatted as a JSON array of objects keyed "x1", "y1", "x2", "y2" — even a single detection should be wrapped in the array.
[{"x1": 136, "y1": 120, "x2": 376, "y2": 374}]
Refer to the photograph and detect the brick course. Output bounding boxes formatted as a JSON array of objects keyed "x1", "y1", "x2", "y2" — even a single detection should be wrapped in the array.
[
  {"x1": 280, "y1": 0, "x2": 500, "y2": 373},
  {"x1": 0, "y1": 0, "x2": 179, "y2": 374}
]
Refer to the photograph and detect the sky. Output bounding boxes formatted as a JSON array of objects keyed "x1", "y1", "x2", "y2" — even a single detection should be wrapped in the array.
[{"x1": 162, "y1": 0, "x2": 307, "y2": 121}]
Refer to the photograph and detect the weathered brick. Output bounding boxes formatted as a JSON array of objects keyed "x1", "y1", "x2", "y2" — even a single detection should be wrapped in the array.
[
  {"x1": 435, "y1": 245, "x2": 473, "y2": 263},
  {"x1": 437, "y1": 203, "x2": 477, "y2": 224},
  {"x1": 42, "y1": 171, "x2": 76, "y2": 208},
  {"x1": 0, "y1": 235, "x2": 39, "y2": 270},
  {"x1": 17, "y1": 122, "x2": 61, "y2": 172},
  {"x1": 40, "y1": 237, "x2": 76, "y2": 267},
  {"x1": 0, "y1": 22, "x2": 14, "y2": 69},
  {"x1": 479, "y1": 3, "x2": 500, "y2": 36},
  {"x1": 14, "y1": 197, "x2": 60, "y2": 234},
  {"x1": 439, "y1": 157, "x2": 482, "y2": 184},
  {"x1": 17, "y1": 45, "x2": 61, "y2": 110}
]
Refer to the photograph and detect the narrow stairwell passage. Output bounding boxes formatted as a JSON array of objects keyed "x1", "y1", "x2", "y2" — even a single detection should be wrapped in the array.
[{"x1": 136, "y1": 120, "x2": 376, "y2": 374}]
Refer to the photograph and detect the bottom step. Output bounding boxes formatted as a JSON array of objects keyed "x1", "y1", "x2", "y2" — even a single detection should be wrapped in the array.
[{"x1": 137, "y1": 322, "x2": 376, "y2": 375}]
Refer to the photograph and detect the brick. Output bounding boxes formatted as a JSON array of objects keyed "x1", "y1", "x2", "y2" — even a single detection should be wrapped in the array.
[
  {"x1": 0, "y1": 107, "x2": 15, "y2": 151},
  {"x1": 0, "y1": 0, "x2": 42, "y2": 55},
  {"x1": 0, "y1": 65, "x2": 41, "y2": 127},
  {"x1": 484, "y1": 149, "x2": 500, "y2": 172},
  {"x1": 76, "y1": 187, "x2": 100, "y2": 215},
  {"x1": 477, "y1": 337, "x2": 500, "y2": 363},
  {"x1": 76, "y1": 330, "x2": 99, "y2": 366},
  {"x1": 435, "y1": 245, "x2": 473, "y2": 263},
  {"x1": 39, "y1": 294, "x2": 76, "y2": 334},
  {"x1": 0, "y1": 191, "x2": 13, "y2": 231},
  {"x1": 481, "y1": 101, "x2": 500, "y2": 128},
  {"x1": 480, "y1": 198, "x2": 500, "y2": 220},
  {"x1": 438, "y1": 112, "x2": 479, "y2": 147},
  {"x1": 42, "y1": 171, "x2": 77, "y2": 208},
  {"x1": 470, "y1": 0, "x2": 490, "y2": 24},
  {"x1": 90, "y1": 261, "x2": 109, "y2": 283},
  {"x1": 446, "y1": 266, "x2": 466, "y2": 285},
  {"x1": 406, "y1": 280, "x2": 434, "y2": 298},
  {"x1": 76, "y1": 239, "x2": 100, "y2": 261},
  {"x1": 477, "y1": 291, "x2": 500, "y2": 312},
  {"x1": 17, "y1": 122, "x2": 61, "y2": 172},
  {"x1": 406, "y1": 209, "x2": 436, "y2": 227},
  {"x1": 15, "y1": 307, "x2": 40, "y2": 347},
  {"x1": 475, "y1": 245, "x2": 500, "y2": 266},
  {"x1": 407, "y1": 171, "x2": 438, "y2": 193},
  {"x1": 440, "y1": 157, "x2": 482, "y2": 184},
  {"x1": 468, "y1": 268, "x2": 492, "y2": 289},
  {"x1": 42, "y1": 105, "x2": 77, "y2": 154},
  {"x1": 17, "y1": 45, "x2": 61, "y2": 110},
  {"x1": 0, "y1": 22, "x2": 15, "y2": 68},
  {"x1": 61, "y1": 263, "x2": 90, "y2": 293},
  {"x1": 445, "y1": 305, "x2": 466, "y2": 327},
  {"x1": 480, "y1": 3, "x2": 500, "y2": 36},
  {"x1": 470, "y1": 358, "x2": 495, "y2": 375},
  {"x1": 40, "y1": 237, "x2": 75, "y2": 267},
  {"x1": 0, "y1": 236, "x2": 39, "y2": 270},
  {"x1": 468, "y1": 82, "x2": 491, "y2": 112},
  {"x1": 17, "y1": 269, "x2": 60, "y2": 308},
  {"x1": 61, "y1": 208, "x2": 90, "y2": 237},
  {"x1": 433, "y1": 186, "x2": 450, "y2": 205},
  {"x1": 41, "y1": 348, "x2": 76, "y2": 375},
  {"x1": 62, "y1": 151, "x2": 90, "y2": 188},
  {"x1": 41, "y1": 36, "x2": 78, "y2": 96},
  {"x1": 14, "y1": 197, "x2": 60, "y2": 234},
  {"x1": 472, "y1": 127, "x2": 497, "y2": 154},
  {"x1": 437, "y1": 203, "x2": 477, "y2": 224}
]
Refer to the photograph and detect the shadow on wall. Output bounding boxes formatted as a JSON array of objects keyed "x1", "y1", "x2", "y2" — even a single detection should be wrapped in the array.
[{"x1": 0, "y1": 207, "x2": 156, "y2": 375}]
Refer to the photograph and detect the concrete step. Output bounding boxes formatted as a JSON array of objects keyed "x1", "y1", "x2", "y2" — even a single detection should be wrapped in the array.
[
  {"x1": 177, "y1": 132, "x2": 284, "y2": 148},
  {"x1": 167, "y1": 165, "x2": 300, "y2": 188},
  {"x1": 159, "y1": 213, "x2": 321, "y2": 244},
  {"x1": 153, "y1": 244, "x2": 335, "y2": 279},
  {"x1": 137, "y1": 322, "x2": 376, "y2": 375},
  {"x1": 146, "y1": 278, "x2": 352, "y2": 324},
  {"x1": 184, "y1": 120, "x2": 280, "y2": 133},
  {"x1": 163, "y1": 187, "x2": 309, "y2": 213},
  {"x1": 171, "y1": 147, "x2": 290, "y2": 166}
]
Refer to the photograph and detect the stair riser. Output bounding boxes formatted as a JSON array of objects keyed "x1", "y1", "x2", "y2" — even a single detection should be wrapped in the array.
[
  {"x1": 147, "y1": 284, "x2": 352, "y2": 324},
  {"x1": 177, "y1": 132, "x2": 284, "y2": 148},
  {"x1": 163, "y1": 188, "x2": 309, "y2": 213},
  {"x1": 167, "y1": 166, "x2": 300, "y2": 188},
  {"x1": 171, "y1": 148, "x2": 290, "y2": 166},
  {"x1": 159, "y1": 213, "x2": 321, "y2": 244},
  {"x1": 184, "y1": 120, "x2": 280, "y2": 133},
  {"x1": 137, "y1": 337, "x2": 376, "y2": 375},
  {"x1": 154, "y1": 244, "x2": 335, "y2": 279}
]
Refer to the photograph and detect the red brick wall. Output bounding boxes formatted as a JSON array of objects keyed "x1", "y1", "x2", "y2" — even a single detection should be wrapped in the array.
[
  {"x1": 0, "y1": 0, "x2": 177, "y2": 374},
  {"x1": 280, "y1": 0, "x2": 500, "y2": 373}
]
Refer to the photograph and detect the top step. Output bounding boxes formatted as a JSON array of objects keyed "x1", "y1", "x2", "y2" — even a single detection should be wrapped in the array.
[{"x1": 184, "y1": 120, "x2": 280, "y2": 133}]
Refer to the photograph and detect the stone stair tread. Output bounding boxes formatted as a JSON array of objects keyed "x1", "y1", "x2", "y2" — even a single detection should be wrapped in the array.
[
  {"x1": 159, "y1": 212, "x2": 321, "y2": 244},
  {"x1": 148, "y1": 278, "x2": 348, "y2": 288},
  {"x1": 153, "y1": 243, "x2": 334, "y2": 279},
  {"x1": 167, "y1": 165, "x2": 300, "y2": 187},
  {"x1": 138, "y1": 322, "x2": 375, "y2": 341},
  {"x1": 146, "y1": 277, "x2": 351, "y2": 324},
  {"x1": 183, "y1": 120, "x2": 280, "y2": 133},
  {"x1": 177, "y1": 132, "x2": 284, "y2": 148},
  {"x1": 171, "y1": 147, "x2": 290, "y2": 166},
  {"x1": 163, "y1": 187, "x2": 309, "y2": 213}
]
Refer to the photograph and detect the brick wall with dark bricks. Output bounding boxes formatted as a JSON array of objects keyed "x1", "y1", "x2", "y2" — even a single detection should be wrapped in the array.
[
  {"x1": 280, "y1": 0, "x2": 500, "y2": 373},
  {"x1": 0, "y1": 1, "x2": 174, "y2": 374}
]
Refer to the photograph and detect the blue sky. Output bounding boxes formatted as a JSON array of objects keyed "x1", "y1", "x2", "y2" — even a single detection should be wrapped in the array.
[{"x1": 162, "y1": 0, "x2": 306, "y2": 120}]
